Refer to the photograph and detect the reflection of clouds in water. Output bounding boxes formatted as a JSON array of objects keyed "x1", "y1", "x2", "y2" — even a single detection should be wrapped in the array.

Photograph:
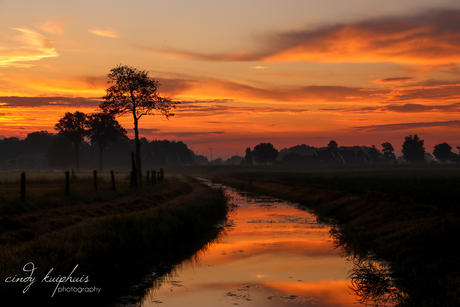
[{"x1": 132, "y1": 179, "x2": 364, "y2": 307}]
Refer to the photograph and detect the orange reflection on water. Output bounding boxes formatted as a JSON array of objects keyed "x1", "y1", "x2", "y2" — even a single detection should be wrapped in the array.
[{"x1": 138, "y1": 187, "x2": 363, "y2": 307}]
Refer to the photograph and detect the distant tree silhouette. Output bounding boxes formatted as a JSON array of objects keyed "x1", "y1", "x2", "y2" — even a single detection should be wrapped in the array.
[
  {"x1": 54, "y1": 111, "x2": 88, "y2": 172},
  {"x1": 402, "y1": 134, "x2": 425, "y2": 163},
  {"x1": 252, "y1": 143, "x2": 278, "y2": 164},
  {"x1": 327, "y1": 140, "x2": 338, "y2": 152},
  {"x1": 99, "y1": 64, "x2": 178, "y2": 185},
  {"x1": 381, "y1": 142, "x2": 397, "y2": 163},
  {"x1": 23, "y1": 131, "x2": 55, "y2": 154},
  {"x1": 433, "y1": 142, "x2": 454, "y2": 163},
  {"x1": 47, "y1": 135, "x2": 74, "y2": 170},
  {"x1": 0, "y1": 137, "x2": 21, "y2": 164},
  {"x1": 368, "y1": 145, "x2": 380, "y2": 162},
  {"x1": 86, "y1": 113, "x2": 127, "y2": 172},
  {"x1": 146, "y1": 139, "x2": 194, "y2": 166},
  {"x1": 245, "y1": 147, "x2": 253, "y2": 165}
]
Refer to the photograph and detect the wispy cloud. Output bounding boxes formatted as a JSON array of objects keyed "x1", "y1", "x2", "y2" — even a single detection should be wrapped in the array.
[
  {"x1": 159, "y1": 77, "x2": 385, "y2": 103},
  {"x1": 153, "y1": 131, "x2": 226, "y2": 137},
  {"x1": 0, "y1": 28, "x2": 59, "y2": 67},
  {"x1": 37, "y1": 18, "x2": 66, "y2": 35},
  {"x1": 0, "y1": 96, "x2": 99, "y2": 107},
  {"x1": 352, "y1": 120, "x2": 460, "y2": 131},
  {"x1": 319, "y1": 103, "x2": 460, "y2": 114},
  {"x1": 88, "y1": 29, "x2": 118, "y2": 38},
  {"x1": 372, "y1": 77, "x2": 416, "y2": 85}
]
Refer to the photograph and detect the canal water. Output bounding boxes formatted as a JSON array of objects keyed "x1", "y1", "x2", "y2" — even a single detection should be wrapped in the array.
[{"x1": 116, "y1": 180, "x2": 371, "y2": 307}]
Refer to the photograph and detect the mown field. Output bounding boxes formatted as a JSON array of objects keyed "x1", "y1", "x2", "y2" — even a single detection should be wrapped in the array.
[
  {"x1": 203, "y1": 163, "x2": 460, "y2": 307},
  {"x1": 0, "y1": 173, "x2": 228, "y2": 306}
]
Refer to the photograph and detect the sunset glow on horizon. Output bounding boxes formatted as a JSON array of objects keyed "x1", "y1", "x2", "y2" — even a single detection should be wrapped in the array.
[{"x1": 1, "y1": 0, "x2": 460, "y2": 159}]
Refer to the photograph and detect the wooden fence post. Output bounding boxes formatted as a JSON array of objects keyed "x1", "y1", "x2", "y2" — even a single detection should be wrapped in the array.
[
  {"x1": 20, "y1": 172, "x2": 26, "y2": 202},
  {"x1": 93, "y1": 170, "x2": 98, "y2": 191},
  {"x1": 65, "y1": 171, "x2": 70, "y2": 196},
  {"x1": 160, "y1": 168, "x2": 164, "y2": 181},
  {"x1": 146, "y1": 171, "x2": 150, "y2": 185},
  {"x1": 110, "y1": 170, "x2": 116, "y2": 191}
]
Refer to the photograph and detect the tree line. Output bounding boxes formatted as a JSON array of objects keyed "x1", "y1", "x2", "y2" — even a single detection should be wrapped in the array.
[
  {"x1": 0, "y1": 130, "x2": 195, "y2": 172},
  {"x1": 0, "y1": 131, "x2": 195, "y2": 171},
  {"x1": 242, "y1": 134, "x2": 460, "y2": 165}
]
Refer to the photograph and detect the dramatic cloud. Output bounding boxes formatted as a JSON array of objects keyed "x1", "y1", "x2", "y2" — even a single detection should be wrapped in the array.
[
  {"x1": 88, "y1": 29, "x2": 118, "y2": 38},
  {"x1": 143, "y1": 9, "x2": 460, "y2": 65},
  {"x1": 0, "y1": 28, "x2": 59, "y2": 67},
  {"x1": 352, "y1": 120, "x2": 460, "y2": 131}
]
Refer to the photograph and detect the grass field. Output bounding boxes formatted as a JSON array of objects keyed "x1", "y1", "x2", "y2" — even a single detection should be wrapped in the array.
[
  {"x1": 0, "y1": 171, "x2": 143, "y2": 215},
  {"x1": 0, "y1": 174, "x2": 228, "y2": 306}
]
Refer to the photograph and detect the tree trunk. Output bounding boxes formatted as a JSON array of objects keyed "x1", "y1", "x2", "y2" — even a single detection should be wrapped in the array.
[{"x1": 133, "y1": 116, "x2": 142, "y2": 187}]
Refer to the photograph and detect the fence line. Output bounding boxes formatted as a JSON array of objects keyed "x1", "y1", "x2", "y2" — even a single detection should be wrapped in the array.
[{"x1": 12, "y1": 169, "x2": 166, "y2": 201}]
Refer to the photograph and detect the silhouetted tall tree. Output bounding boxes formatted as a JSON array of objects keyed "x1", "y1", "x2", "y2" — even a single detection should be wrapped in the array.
[
  {"x1": 245, "y1": 147, "x2": 253, "y2": 165},
  {"x1": 54, "y1": 111, "x2": 88, "y2": 172},
  {"x1": 99, "y1": 65, "x2": 178, "y2": 185},
  {"x1": 433, "y1": 142, "x2": 454, "y2": 163},
  {"x1": 381, "y1": 142, "x2": 397, "y2": 163},
  {"x1": 252, "y1": 143, "x2": 278, "y2": 164},
  {"x1": 402, "y1": 134, "x2": 425, "y2": 163},
  {"x1": 86, "y1": 113, "x2": 127, "y2": 172}
]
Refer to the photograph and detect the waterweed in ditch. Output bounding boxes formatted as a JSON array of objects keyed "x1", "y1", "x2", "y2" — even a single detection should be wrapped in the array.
[{"x1": 348, "y1": 258, "x2": 408, "y2": 307}]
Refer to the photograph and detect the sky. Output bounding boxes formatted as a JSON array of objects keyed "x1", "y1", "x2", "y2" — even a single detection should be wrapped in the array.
[{"x1": 1, "y1": 0, "x2": 460, "y2": 159}]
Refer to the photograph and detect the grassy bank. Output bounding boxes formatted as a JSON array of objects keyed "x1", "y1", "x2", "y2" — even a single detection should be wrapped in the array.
[
  {"x1": 212, "y1": 167, "x2": 460, "y2": 307},
  {"x1": 0, "y1": 175, "x2": 228, "y2": 306}
]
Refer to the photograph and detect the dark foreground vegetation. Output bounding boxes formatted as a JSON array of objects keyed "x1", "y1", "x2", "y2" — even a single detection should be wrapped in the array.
[
  {"x1": 0, "y1": 175, "x2": 228, "y2": 306},
  {"x1": 209, "y1": 164, "x2": 460, "y2": 307}
]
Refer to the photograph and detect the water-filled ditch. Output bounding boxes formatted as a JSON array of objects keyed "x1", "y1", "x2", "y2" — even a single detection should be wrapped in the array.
[{"x1": 114, "y1": 179, "x2": 398, "y2": 306}]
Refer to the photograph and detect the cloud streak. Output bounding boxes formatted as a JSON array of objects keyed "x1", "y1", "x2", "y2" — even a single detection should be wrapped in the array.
[
  {"x1": 0, "y1": 28, "x2": 59, "y2": 67},
  {"x1": 88, "y1": 29, "x2": 118, "y2": 38},
  {"x1": 352, "y1": 120, "x2": 460, "y2": 132},
  {"x1": 160, "y1": 77, "x2": 386, "y2": 103},
  {"x1": 0, "y1": 96, "x2": 99, "y2": 107},
  {"x1": 319, "y1": 102, "x2": 460, "y2": 114}
]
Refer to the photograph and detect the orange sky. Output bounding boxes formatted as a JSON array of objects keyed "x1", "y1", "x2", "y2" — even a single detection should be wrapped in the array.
[{"x1": 1, "y1": 1, "x2": 460, "y2": 159}]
